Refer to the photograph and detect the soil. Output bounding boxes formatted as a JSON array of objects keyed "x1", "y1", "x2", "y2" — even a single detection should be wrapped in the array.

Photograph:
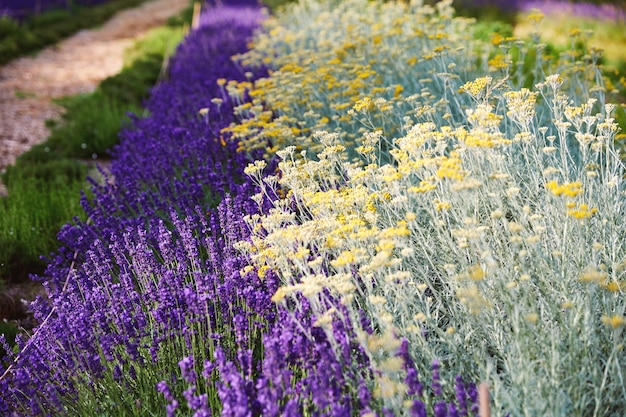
[{"x1": 0, "y1": 0, "x2": 190, "y2": 326}]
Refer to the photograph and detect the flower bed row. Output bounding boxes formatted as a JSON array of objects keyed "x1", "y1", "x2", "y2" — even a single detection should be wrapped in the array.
[{"x1": 1, "y1": 0, "x2": 626, "y2": 415}]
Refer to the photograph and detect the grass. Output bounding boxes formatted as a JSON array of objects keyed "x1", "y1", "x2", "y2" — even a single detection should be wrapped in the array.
[
  {"x1": 0, "y1": 4, "x2": 193, "y2": 285},
  {"x1": 0, "y1": 0, "x2": 155, "y2": 65},
  {"x1": 514, "y1": 11, "x2": 626, "y2": 68},
  {"x1": 0, "y1": 170, "x2": 89, "y2": 282}
]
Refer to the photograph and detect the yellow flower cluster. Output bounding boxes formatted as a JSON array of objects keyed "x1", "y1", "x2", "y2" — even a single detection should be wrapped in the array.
[
  {"x1": 460, "y1": 76, "x2": 492, "y2": 99},
  {"x1": 545, "y1": 180, "x2": 583, "y2": 198},
  {"x1": 222, "y1": 0, "x2": 488, "y2": 156},
  {"x1": 503, "y1": 88, "x2": 538, "y2": 128}
]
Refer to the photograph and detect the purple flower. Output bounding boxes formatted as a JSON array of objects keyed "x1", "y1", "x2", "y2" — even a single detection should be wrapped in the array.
[
  {"x1": 0, "y1": 2, "x2": 271, "y2": 415},
  {"x1": 519, "y1": 1, "x2": 626, "y2": 22},
  {"x1": 434, "y1": 401, "x2": 448, "y2": 417},
  {"x1": 432, "y1": 359, "x2": 442, "y2": 397},
  {"x1": 166, "y1": 400, "x2": 179, "y2": 417},
  {"x1": 398, "y1": 338, "x2": 424, "y2": 397},
  {"x1": 455, "y1": 375, "x2": 469, "y2": 416},
  {"x1": 179, "y1": 355, "x2": 196, "y2": 384},
  {"x1": 411, "y1": 400, "x2": 427, "y2": 417},
  {"x1": 468, "y1": 382, "x2": 479, "y2": 416},
  {"x1": 448, "y1": 403, "x2": 460, "y2": 417},
  {"x1": 157, "y1": 380, "x2": 174, "y2": 402}
]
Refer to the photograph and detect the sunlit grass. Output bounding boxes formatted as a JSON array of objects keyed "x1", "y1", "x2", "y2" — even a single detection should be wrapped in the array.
[{"x1": 514, "y1": 12, "x2": 626, "y2": 67}]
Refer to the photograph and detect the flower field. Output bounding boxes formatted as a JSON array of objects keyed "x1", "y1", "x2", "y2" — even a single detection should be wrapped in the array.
[{"x1": 1, "y1": 0, "x2": 626, "y2": 415}]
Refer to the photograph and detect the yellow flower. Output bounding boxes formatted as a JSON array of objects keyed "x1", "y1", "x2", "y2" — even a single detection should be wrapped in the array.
[
  {"x1": 460, "y1": 76, "x2": 492, "y2": 99},
  {"x1": 524, "y1": 313, "x2": 539, "y2": 324},
  {"x1": 331, "y1": 250, "x2": 357, "y2": 267},
  {"x1": 579, "y1": 266, "x2": 607, "y2": 284},
  {"x1": 488, "y1": 54, "x2": 509, "y2": 71},
  {"x1": 409, "y1": 180, "x2": 437, "y2": 194},
  {"x1": 504, "y1": 88, "x2": 538, "y2": 125},
  {"x1": 603, "y1": 281, "x2": 621, "y2": 292},
  {"x1": 457, "y1": 285, "x2": 492, "y2": 314},
  {"x1": 526, "y1": 9, "x2": 544, "y2": 24},
  {"x1": 353, "y1": 97, "x2": 373, "y2": 112},
  {"x1": 545, "y1": 180, "x2": 583, "y2": 198},
  {"x1": 271, "y1": 287, "x2": 288, "y2": 303},
  {"x1": 491, "y1": 33, "x2": 504, "y2": 45},
  {"x1": 436, "y1": 154, "x2": 465, "y2": 180},
  {"x1": 601, "y1": 315, "x2": 626, "y2": 329},
  {"x1": 566, "y1": 203, "x2": 597, "y2": 219},
  {"x1": 393, "y1": 84, "x2": 404, "y2": 97},
  {"x1": 468, "y1": 264, "x2": 486, "y2": 281},
  {"x1": 433, "y1": 199, "x2": 451, "y2": 211}
]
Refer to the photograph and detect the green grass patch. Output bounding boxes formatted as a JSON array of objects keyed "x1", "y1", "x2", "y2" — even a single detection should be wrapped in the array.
[
  {"x1": 0, "y1": 0, "x2": 154, "y2": 65},
  {"x1": 0, "y1": 168, "x2": 89, "y2": 282},
  {"x1": 514, "y1": 12, "x2": 626, "y2": 68}
]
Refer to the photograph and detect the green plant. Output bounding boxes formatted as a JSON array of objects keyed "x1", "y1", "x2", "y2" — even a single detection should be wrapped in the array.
[
  {"x1": 0, "y1": 321, "x2": 18, "y2": 364},
  {"x1": 0, "y1": 170, "x2": 89, "y2": 282}
]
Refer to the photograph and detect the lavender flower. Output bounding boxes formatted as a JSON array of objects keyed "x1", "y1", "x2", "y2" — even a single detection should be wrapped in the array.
[
  {"x1": 455, "y1": 375, "x2": 470, "y2": 416},
  {"x1": 179, "y1": 355, "x2": 197, "y2": 384},
  {"x1": 410, "y1": 400, "x2": 427, "y2": 417},
  {"x1": 432, "y1": 359, "x2": 443, "y2": 397},
  {"x1": 434, "y1": 401, "x2": 448, "y2": 417},
  {"x1": 399, "y1": 338, "x2": 424, "y2": 397}
]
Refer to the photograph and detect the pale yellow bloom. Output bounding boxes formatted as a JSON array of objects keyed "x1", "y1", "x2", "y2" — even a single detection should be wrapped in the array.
[{"x1": 601, "y1": 315, "x2": 626, "y2": 329}]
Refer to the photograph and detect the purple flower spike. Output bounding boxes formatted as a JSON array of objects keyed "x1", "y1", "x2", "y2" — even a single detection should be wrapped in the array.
[
  {"x1": 432, "y1": 359, "x2": 442, "y2": 397},
  {"x1": 179, "y1": 355, "x2": 196, "y2": 384},
  {"x1": 455, "y1": 375, "x2": 468, "y2": 416},
  {"x1": 467, "y1": 383, "x2": 479, "y2": 416},
  {"x1": 166, "y1": 400, "x2": 179, "y2": 417},
  {"x1": 434, "y1": 401, "x2": 448, "y2": 417},
  {"x1": 398, "y1": 338, "x2": 424, "y2": 397},
  {"x1": 157, "y1": 380, "x2": 174, "y2": 402},
  {"x1": 410, "y1": 400, "x2": 427, "y2": 417}
]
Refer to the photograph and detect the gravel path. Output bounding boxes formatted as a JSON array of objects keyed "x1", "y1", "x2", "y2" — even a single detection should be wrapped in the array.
[{"x1": 0, "y1": 0, "x2": 190, "y2": 182}]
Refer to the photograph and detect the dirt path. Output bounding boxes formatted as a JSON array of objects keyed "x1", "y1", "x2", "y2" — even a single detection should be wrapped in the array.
[{"x1": 0, "y1": 0, "x2": 190, "y2": 180}]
